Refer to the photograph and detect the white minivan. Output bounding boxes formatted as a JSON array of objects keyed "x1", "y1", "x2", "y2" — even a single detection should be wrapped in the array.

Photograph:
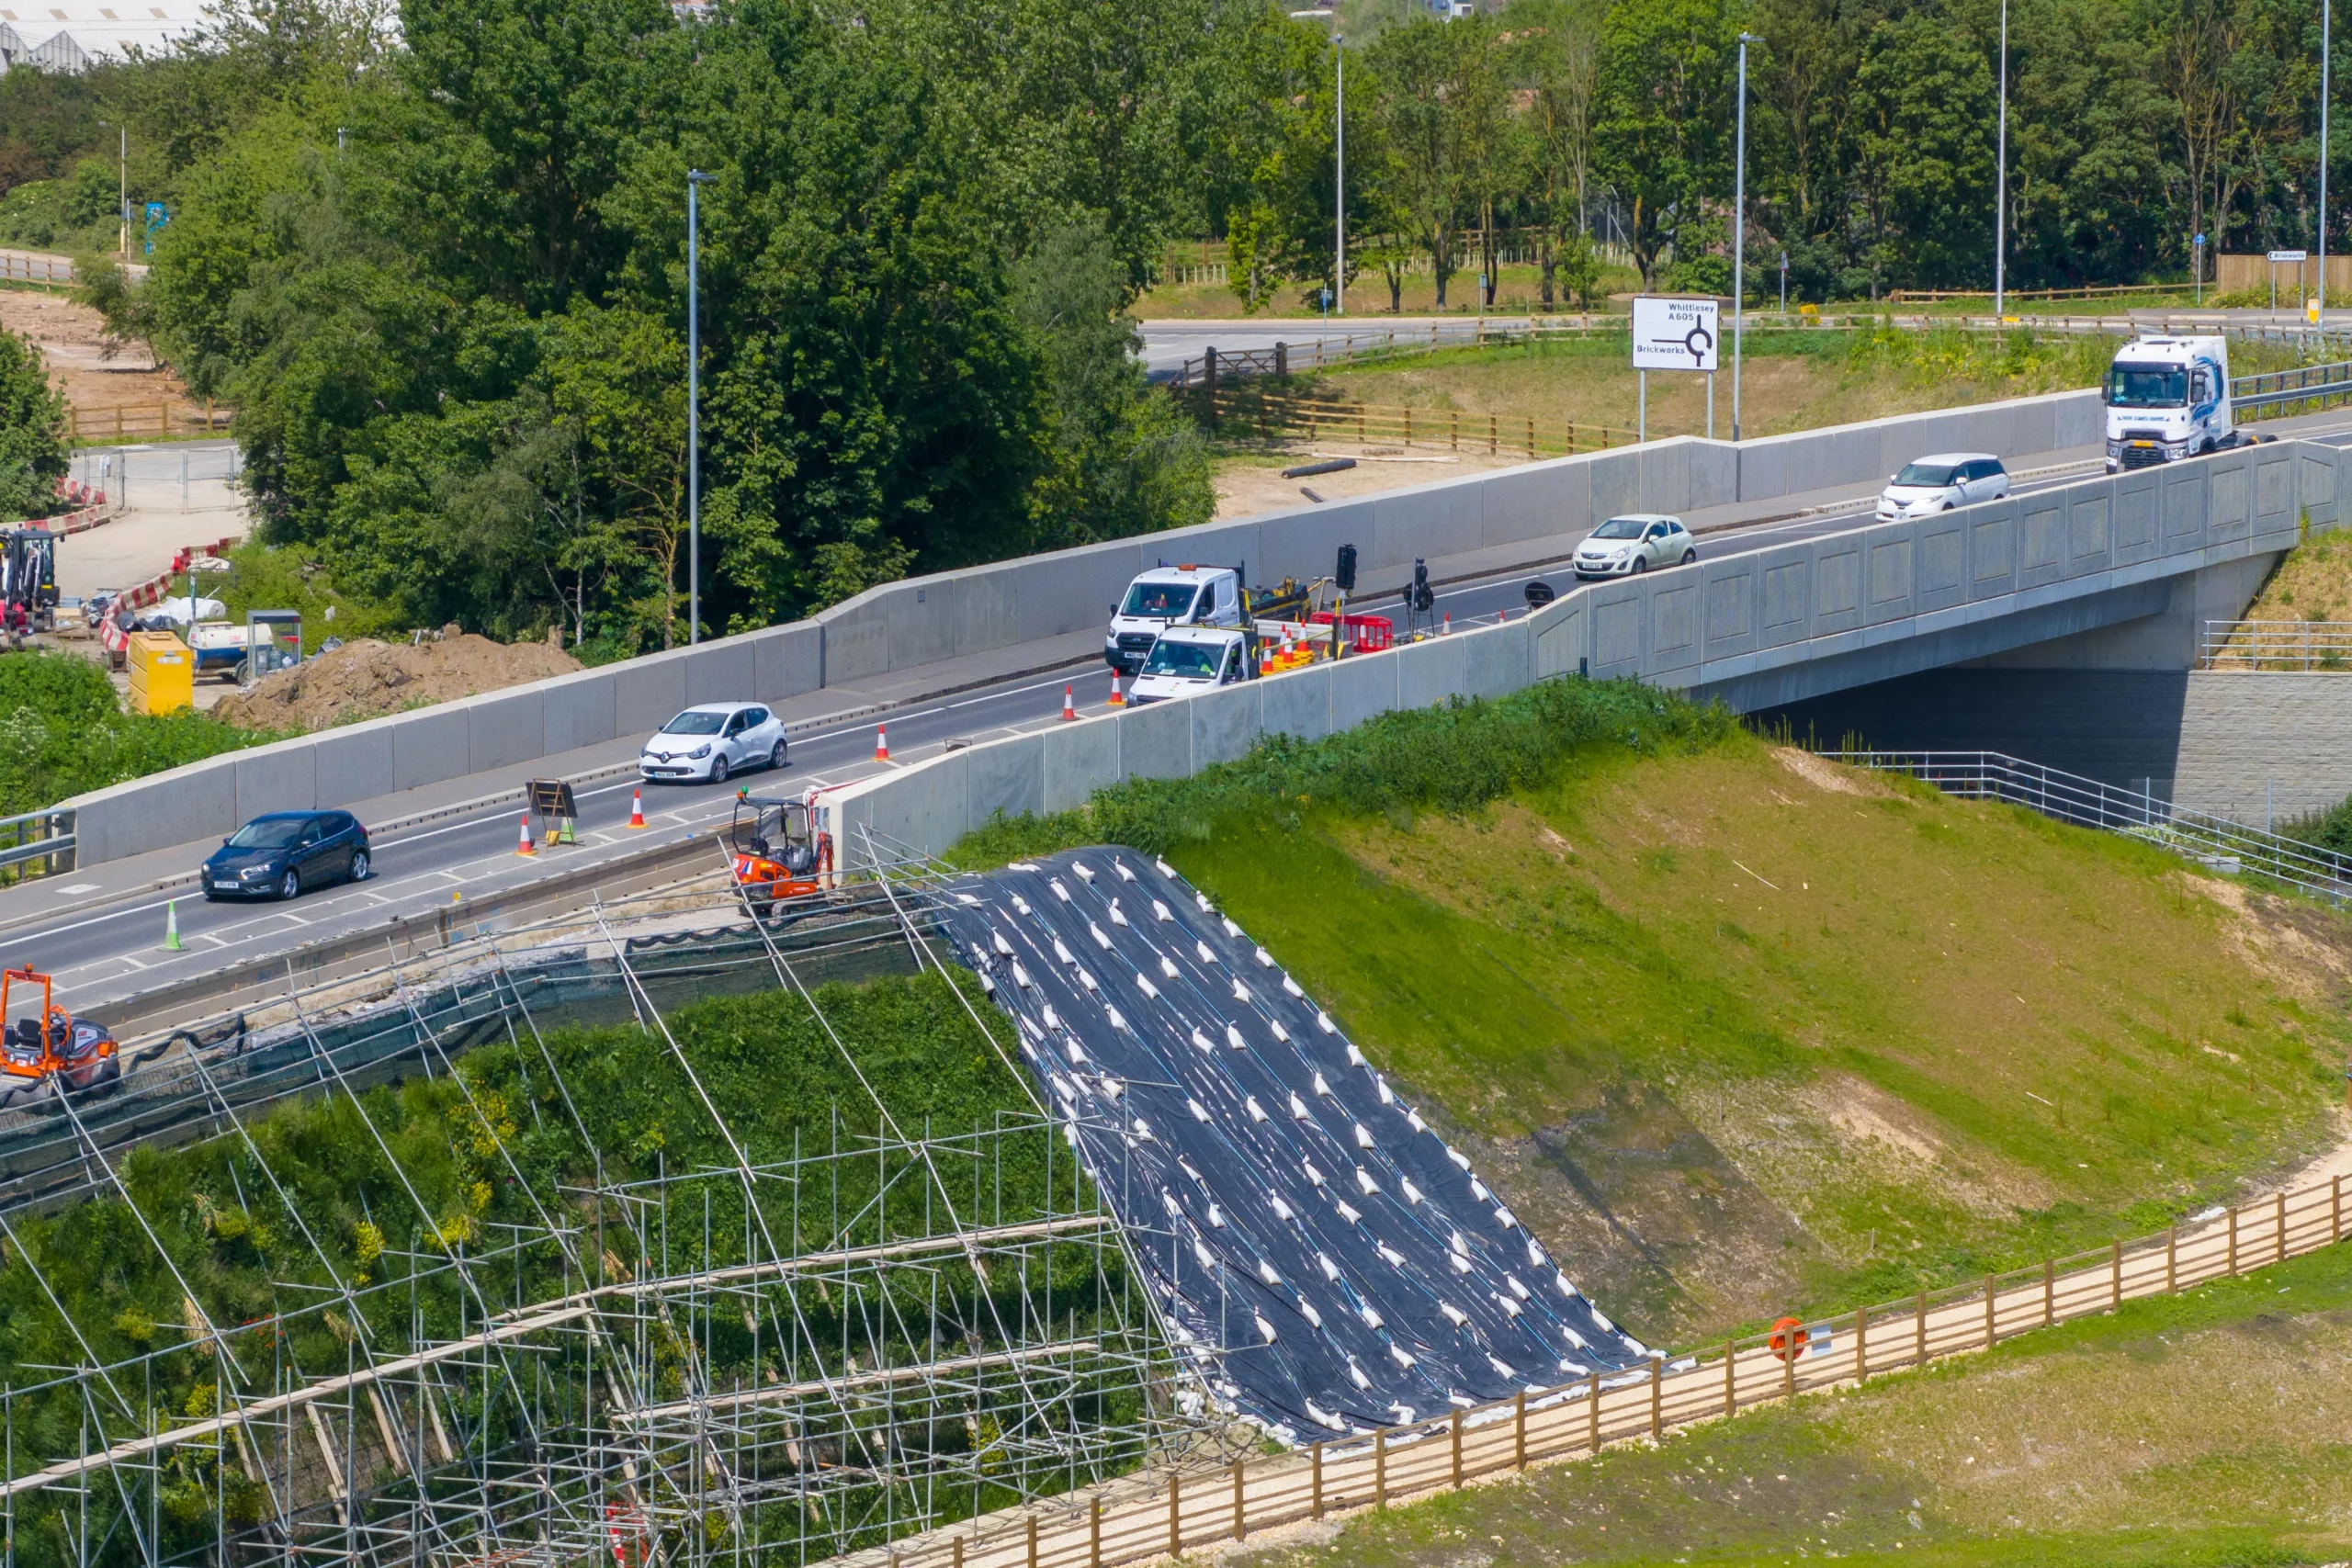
[{"x1": 1876, "y1": 454, "x2": 2010, "y2": 520}]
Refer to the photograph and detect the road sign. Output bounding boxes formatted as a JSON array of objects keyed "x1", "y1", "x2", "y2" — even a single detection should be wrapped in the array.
[
  {"x1": 2194, "y1": 233, "x2": 2207, "y2": 246},
  {"x1": 2269, "y1": 248, "x2": 2309, "y2": 264},
  {"x1": 1631, "y1": 295, "x2": 1719, "y2": 371}
]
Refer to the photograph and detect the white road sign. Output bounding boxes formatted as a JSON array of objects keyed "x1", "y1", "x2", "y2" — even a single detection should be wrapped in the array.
[
  {"x1": 1631, "y1": 295, "x2": 1720, "y2": 371},
  {"x1": 2268, "y1": 249, "x2": 2309, "y2": 264}
]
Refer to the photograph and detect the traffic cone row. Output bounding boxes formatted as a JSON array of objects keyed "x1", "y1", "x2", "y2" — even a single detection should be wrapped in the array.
[
  {"x1": 875, "y1": 723, "x2": 891, "y2": 761},
  {"x1": 1061, "y1": 683, "x2": 1077, "y2": 721},
  {"x1": 516, "y1": 813, "x2": 536, "y2": 856},
  {"x1": 628, "y1": 787, "x2": 647, "y2": 829}
]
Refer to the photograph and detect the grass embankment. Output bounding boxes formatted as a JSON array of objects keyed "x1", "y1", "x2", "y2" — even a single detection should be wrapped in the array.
[
  {"x1": 953, "y1": 681, "x2": 2352, "y2": 1346},
  {"x1": 2236, "y1": 525, "x2": 2352, "y2": 627},
  {"x1": 0, "y1": 976, "x2": 1057, "y2": 1561},
  {"x1": 1237, "y1": 1237, "x2": 2352, "y2": 1568}
]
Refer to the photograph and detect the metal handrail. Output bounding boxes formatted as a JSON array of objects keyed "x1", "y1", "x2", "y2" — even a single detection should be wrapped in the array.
[
  {"x1": 2199, "y1": 618, "x2": 2352, "y2": 670},
  {"x1": 1816, "y1": 750, "x2": 2352, "y2": 905},
  {"x1": 2229, "y1": 357, "x2": 2352, "y2": 414},
  {"x1": 0, "y1": 809, "x2": 73, "y2": 879}
]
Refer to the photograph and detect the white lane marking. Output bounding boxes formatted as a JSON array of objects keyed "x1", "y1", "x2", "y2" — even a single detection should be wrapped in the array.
[{"x1": 56, "y1": 885, "x2": 98, "y2": 896}]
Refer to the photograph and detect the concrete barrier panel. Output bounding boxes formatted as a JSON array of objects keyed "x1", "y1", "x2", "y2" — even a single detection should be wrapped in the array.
[
  {"x1": 313, "y1": 723, "x2": 396, "y2": 817},
  {"x1": 1042, "y1": 720, "x2": 1120, "y2": 814},
  {"x1": 1813, "y1": 540, "x2": 1864, "y2": 634},
  {"x1": 77, "y1": 754, "x2": 238, "y2": 863},
  {"x1": 1647, "y1": 573, "x2": 1703, "y2": 671},
  {"x1": 1589, "y1": 583, "x2": 1645, "y2": 675},
  {"x1": 2256, "y1": 447, "x2": 2295, "y2": 528},
  {"x1": 1756, "y1": 543, "x2": 1815, "y2": 650},
  {"x1": 1479, "y1": 460, "x2": 1577, "y2": 549},
  {"x1": 1701, "y1": 554, "x2": 1759, "y2": 656},
  {"x1": 1589, "y1": 449, "x2": 1644, "y2": 520},
  {"x1": 614, "y1": 649, "x2": 691, "y2": 737},
  {"x1": 1329, "y1": 651, "x2": 1400, "y2": 733},
  {"x1": 1396, "y1": 635, "x2": 1469, "y2": 710},
  {"x1": 1967, "y1": 501, "x2": 2018, "y2": 595},
  {"x1": 965, "y1": 733, "x2": 1045, "y2": 826},
  {"x1": 463, "y1": 688, "x2": 548, "y2": 775},
  {"x1": 1260, "y1": 661, "x2": 1333, "y2": 741},
  {"x1": 232, "y1": 742, "x2": 318, "y2": 821},
  {"x1": 1688, "y1": 442, "x2": 1737, "y2": 510},
  {"x1": 818, "y1": 593, "x2": 893, "y2": 682},
  {"x1": 874, "y1": 580, "x2": 954, "y2": 671},
  {"x1": 1638, "y1": 443, "x2": 1692, "y2": 513},
  {"x1": 1191, "y1": 682, "x2": 1264, "y2": 769},
  {"x1": 946, "y1": 566, "x2": 1019, "y2": 660},
  {"x1": 1532, "y1": 596, "x2": 1586, "y2": 679},
  {"x1": 1014, "y1": 544, "x2": 1144, "y2": 645},
  {"x1": 1736, "y1": 440, "x2": 1788, "y2": 502},
  {"x1": 2019, "y1": 493, "x2": 2066, "y2": 587},
  {"x1": 1864, "y1": 530, "x2": 1917, "y2": 625},
  {"x1": 1917, "y1": 517, "x2": 1966, "y2": 611},
  {"x1": 390, "y1": 705, "x2": 473, "y2": 794},
  {"x1": 1463, "y1": 618, "x2": 1532, "y2": 698},
  {"x1": 1372, "y1": 476, "x2": 1481, "y2": 572},
  {"x1": 543, "y1": 670, "x2": 618, "y2": 755},
  {"x1": 684, "y1": 637, "x2": 758, "y2": 706},
  {"x1": 1259, "y1": 501, "x2": 1371, "y2": 587},
  {"x1": 2067, "y1": 489, "x2": 2113, "y2": 570},
  {"x1": 2301, "y1": 448, "x2": 2342, "y2": 529},
  {"x1": 861, "y1": 752, "x2": 969, "y2": 866},
  {"x1": 756, "y1": 623, "x2": 824, "y2": 703},
  {"x1": 1117, "y1": 698, "x2": 1193, "y2": 782}
]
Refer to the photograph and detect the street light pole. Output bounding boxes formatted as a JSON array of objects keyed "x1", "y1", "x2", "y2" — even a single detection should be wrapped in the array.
[
  {"x1": 116, "y1": 126, "x2": 126, "y2": 259},
  {"x1": 1334, "y1": 34, "x2": 1345, "y2": 317},
  {"x1": 1733, "y1": 33, "x2": 1753, "y2": 442},
  {"x1": 686, "y1": 169, "x2": 715, "y2": 648},
  {"x1": 1995, "y1": 0, "x2": 2008, "y2": 318},
  {"x1": 2322, "y1": 0, "x2": 2332, "y2": 330}
]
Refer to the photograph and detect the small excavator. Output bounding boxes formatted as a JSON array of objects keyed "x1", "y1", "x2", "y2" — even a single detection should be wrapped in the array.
[
  {"x1": 725, "y1": 792, "x2": 828, "y2": 914},
  {"x1": 0, "y1": 967, "x2": 119, "y2": 1100}
]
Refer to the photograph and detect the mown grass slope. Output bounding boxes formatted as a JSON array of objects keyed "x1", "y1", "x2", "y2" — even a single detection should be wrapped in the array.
[
  {"x1": 954, "y1": 682, "x2": 2352, "y2": 1343},
  {"x1": 1232, "y1": 1234, "x2": 2352, "y2": 1568}
]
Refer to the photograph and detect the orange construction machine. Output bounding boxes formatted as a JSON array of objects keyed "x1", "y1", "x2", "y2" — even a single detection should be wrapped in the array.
[
  {"x1": 726, "y1": 793, "x2": 829, "y2": 914},
  {"x1": 0, "y1": 968, "x2": 119, "y2": 1094}
]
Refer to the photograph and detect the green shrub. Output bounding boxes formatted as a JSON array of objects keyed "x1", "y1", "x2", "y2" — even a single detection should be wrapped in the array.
[{"x1": 952, "y1": 676, "x2": 1740, "y2": 864}]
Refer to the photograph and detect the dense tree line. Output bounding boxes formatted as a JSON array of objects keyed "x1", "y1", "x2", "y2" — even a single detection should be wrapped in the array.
[
  {"x1": 8, "y1": 0, "x2": 2348, "y2": 647},
  {"x1": 1216, "y1": 0, "x2": 2346, "y2": 308}
]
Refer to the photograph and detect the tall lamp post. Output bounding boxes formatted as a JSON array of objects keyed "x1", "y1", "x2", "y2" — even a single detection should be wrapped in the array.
[
  {"x1": 2322, "y1": 0, "x2": 2332, "y2": 330},
  {"x1": 1994, "y1": 0, "x2": 2008, "y2": 318},
  {"x1": 1334, "y1": 33, "x2": 1346, "y2": 316},
  {"x1": 97, "y1": 123, "x2": 126, "y2": 258},
  {"x1": 1732, "y1": 33, "x2": 1754, "y2": 442},
  {"x1": 686, "y1": 169, "x2": 715, "y2": 648}
]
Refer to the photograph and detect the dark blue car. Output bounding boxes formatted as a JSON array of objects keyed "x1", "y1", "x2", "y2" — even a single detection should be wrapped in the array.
[{"x1": 202, "y1": 810, "x2": 371, "y2": 901}]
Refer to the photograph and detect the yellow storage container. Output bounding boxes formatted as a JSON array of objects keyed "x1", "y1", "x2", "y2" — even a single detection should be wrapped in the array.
[{"x1": 127, "y1": 630, "x2": 193, "y2": 716}]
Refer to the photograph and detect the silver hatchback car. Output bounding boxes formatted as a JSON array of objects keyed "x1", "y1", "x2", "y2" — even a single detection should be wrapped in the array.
[{"x1": 1573, "y1": 514, "x2": 1697, "y2": 580}]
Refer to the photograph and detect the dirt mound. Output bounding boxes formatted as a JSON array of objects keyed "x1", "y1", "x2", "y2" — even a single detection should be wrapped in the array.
[{"x1": 214, "y1": 631, "x2": 581, "y2": 733}]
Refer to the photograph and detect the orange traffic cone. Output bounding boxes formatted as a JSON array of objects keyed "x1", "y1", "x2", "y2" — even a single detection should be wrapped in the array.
[
  {"x1": 1107, "y1": 672, "x2": 1125, "y2": 707},
  {"x1": 515, "y1": 813, "x2": 536, "y2": 856},
  {"x1": 875, "y1": 723, "x2": 890, "y2": 761},
  {"x1": 628, "y1": 787, "x2": 647, "y2": 829},
  {"x1": 1441, "y1": 613, "x2": 1452, "y2": 636},
  {"x1": 1061, "y1": 683, "x2": 1077, "y2": 721}
]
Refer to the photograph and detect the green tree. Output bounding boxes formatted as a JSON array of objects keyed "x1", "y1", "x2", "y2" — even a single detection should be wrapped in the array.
[
  {"x1": 1367, "y1": 17, "x2": 1487, "y2": 308},
  {"x1": 1593, "y1": 0, "x2": 1742, "y2": 290},
  {"x1": 1849, "y1": 10, "x2": 1997, "y2": 290},
  {"x1": 1509, "y1": 0, "x2": 1606, "y2": 309},
  {"x1": 0, "y1": 326, "x2": 67, "y2": 520}
]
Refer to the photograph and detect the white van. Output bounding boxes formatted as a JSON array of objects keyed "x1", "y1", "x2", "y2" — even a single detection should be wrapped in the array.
[{"x1": 1104, "y1": 565, "x2": 1245, "y2": 675}]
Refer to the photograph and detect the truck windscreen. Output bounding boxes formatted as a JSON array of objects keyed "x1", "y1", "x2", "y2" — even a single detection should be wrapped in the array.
[
  {"x1": 1122, "y1": 583, "x2": 1199, "y2": 618},
  {"x1": 1140, "y1": 640, "x2": 1223, "y2": 678},
  {"x1": 2108, "y1": 364, "x2": 2188, "y2": 408}
]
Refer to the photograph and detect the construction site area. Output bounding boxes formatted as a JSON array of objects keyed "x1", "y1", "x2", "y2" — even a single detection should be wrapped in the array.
[{"x1": 0, "y1": 837, "x2": 1216, "y2": 1568}]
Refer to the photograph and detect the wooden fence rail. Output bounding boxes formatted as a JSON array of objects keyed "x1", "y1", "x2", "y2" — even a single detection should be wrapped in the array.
[
  {"x1": 64, "y1": 402, "x2": 228, "y2": 445},
  {"x1": 861, "y1": 1170, "x2": 2347, "y2": 1568},
  {"x1": 1200, "y1": 389, "x2": 1634, "y2": 461}
]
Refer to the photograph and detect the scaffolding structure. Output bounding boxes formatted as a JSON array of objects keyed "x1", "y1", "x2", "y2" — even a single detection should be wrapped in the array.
[{"x1": 0, "y1": 858, "x2": 1214, "y2": 1568}]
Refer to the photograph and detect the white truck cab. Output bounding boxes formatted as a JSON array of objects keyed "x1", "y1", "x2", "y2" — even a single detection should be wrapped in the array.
[
  {"x1": 1104, "y1": 564, "x2": 1245, "y2": 674},
  {"x1": 1125, "y1": 626, "x2": 1256, "y2": 705},
  {"x1": 2105, "y1": 335, "x2": 2235, "y2": 473}
]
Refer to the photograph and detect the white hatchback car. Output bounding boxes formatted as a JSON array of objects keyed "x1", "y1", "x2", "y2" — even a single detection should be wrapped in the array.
[
  {"x1": 639, "y1": 703, "x2": 787, "y2": 784},
  {"x1": 1876, "y1": 453, "x2": 2010, "y2": 520},
  {"x1": 1572, "y1": 514, "x2": 1696, "y2": 579}
]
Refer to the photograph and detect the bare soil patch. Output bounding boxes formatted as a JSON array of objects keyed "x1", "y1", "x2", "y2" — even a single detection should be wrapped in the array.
[
  {"x1": 213, "y1": 632, "x2": 581, "y2": 734},
  {"x1": 0, "y1": 286, "x2": 194, "y2": 421}
]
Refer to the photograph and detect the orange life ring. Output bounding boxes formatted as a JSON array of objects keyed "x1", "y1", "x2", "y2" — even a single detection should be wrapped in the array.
[{"x1": 1768, "y1": 1315, "x2": 1811, "y2": 1362}]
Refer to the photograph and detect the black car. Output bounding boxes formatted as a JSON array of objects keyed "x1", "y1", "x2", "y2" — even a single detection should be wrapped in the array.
[{"x1": 202, "y1": 810, "x2": 371, "y2": 900}]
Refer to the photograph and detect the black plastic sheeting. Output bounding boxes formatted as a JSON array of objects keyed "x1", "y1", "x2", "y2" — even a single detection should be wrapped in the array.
[{"x1": 938, "y1": 849, "x2": 1646, "y2": 1445}]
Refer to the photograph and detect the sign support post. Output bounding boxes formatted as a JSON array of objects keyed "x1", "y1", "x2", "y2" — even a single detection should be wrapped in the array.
[
  {"x1": 1630, "y1": 295, "x2": 1721, "y2": 446},
  {"x1": 1638, "y1": 370, "x2": 1646, "y2": 442}
]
